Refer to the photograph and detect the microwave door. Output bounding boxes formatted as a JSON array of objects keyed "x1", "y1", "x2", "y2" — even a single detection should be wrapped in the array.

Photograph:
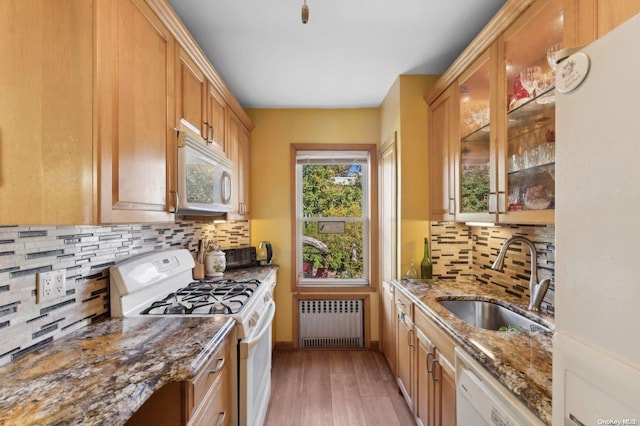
[{"x1": 176, "y1": 133, "x2": 232, "y2": 215}]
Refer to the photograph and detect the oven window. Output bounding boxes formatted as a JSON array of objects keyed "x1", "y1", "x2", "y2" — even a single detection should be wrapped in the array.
[
  {"x1": 293, "y1": 145, "x2": 376, "y2": 288},
  {"x1": 185, "y1": 152, "x2": 215, "y2": 204}
]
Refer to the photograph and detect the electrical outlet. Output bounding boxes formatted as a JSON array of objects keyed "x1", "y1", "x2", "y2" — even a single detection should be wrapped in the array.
[{"x1": 36, "y1": 270, "x2": 66, "y2": 304}]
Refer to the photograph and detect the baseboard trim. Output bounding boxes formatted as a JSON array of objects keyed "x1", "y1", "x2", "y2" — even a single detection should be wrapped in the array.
[{"x1": 274, "y1": 341, "x2": 294, "y2": 351}]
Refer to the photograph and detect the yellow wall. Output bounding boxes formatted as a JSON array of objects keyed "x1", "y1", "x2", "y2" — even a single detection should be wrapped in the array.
[
  {"x1": 247, "y1": 108, "x2": 381, "y2": 346},
  {"x1": 381, "y1": 75, "x2": 440, "y2": 278}
]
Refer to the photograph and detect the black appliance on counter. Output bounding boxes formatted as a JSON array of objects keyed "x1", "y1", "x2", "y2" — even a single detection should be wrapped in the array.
[{"x1": 223, "y1": 246, "x2": 257, "y2": 269}]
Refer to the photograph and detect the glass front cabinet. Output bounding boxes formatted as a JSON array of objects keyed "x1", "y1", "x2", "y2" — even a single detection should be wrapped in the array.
[
  {"x1": 456, "y1": 44, "x2": 497, "y2": 223},
  {"x1": 428, "y1": 0, "x2": 564, "y2": 225},
  {"x1": 496, "y1": 0, "x2": 563, "y2": 224}
]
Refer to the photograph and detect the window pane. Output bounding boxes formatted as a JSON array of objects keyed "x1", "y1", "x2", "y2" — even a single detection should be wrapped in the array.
[
  {"x1": 302, "y1": 221, "x2": 364, "y2": 279},
  {"x1": 302, "y1": 164, "x2": 363, "y2": 218}
]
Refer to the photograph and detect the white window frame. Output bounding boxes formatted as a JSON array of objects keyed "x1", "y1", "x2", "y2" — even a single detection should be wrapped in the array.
[{"x1": 293, "y1": 145, "x2": 375, "y2": 288}]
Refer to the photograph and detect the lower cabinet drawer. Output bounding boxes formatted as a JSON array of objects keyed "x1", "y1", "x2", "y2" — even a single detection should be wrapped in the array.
[
  {"x1": 187, "y1": 336, "x2": 231, "y2": 424},
  {"x1": 191, "y1": 337, "x2": 230, "y2": 410},
  {"x1": 189, "y1": 373, "x2": 229, "y2": 426}
]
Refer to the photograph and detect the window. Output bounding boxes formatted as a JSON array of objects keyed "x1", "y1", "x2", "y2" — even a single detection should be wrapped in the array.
[{"x1": 293, "y1": 144, "x2": 377, "y2": 288}]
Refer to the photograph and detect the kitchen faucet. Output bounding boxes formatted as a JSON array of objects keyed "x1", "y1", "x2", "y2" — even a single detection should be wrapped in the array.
[{"x1": 491, "y1": 236, "x2": 550, "y2": 312}]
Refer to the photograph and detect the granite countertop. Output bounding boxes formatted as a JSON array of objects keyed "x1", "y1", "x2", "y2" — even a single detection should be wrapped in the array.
[
  {"x1": 0, "y1": 316, "x2": 235, "y2": 426},
  {"x1": 392, "y1": 278, "x2": 553, "y2": 425},
  {"x1": 219, "y1": 265, "x2": 278, "y2": 282}
]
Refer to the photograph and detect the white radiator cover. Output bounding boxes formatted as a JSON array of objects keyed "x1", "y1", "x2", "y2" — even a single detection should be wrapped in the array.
[{"x1": 298, "y1": 299, "x2": 364, "y2": 348}]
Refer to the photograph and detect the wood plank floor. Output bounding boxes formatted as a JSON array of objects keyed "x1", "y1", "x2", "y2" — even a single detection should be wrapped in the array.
[{"x1": 265, "y1": 350, "x2": 416, "y2": 426}]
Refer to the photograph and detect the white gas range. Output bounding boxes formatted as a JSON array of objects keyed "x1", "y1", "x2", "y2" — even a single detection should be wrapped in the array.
[{"x1": 110, "y1": 249, "x2": 276, "y2": 426}]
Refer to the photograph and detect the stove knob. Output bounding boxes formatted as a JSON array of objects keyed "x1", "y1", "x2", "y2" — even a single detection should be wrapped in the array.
[{"x1": 263, "y1": 293, "x2": 271, "y2": 303}]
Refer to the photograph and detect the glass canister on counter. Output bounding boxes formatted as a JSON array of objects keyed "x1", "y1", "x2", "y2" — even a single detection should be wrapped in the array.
[
  {"x1": 420, "y1": 237, "x2": 433, "y2": 279},
  {"x1": 406, "y1": 260, "x2": 418, "y2": 280}
]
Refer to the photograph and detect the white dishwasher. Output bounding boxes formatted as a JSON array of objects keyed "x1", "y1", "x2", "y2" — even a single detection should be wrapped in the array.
[{"x1": 455, "y1": 347, "x2": 544, "y2": 426}]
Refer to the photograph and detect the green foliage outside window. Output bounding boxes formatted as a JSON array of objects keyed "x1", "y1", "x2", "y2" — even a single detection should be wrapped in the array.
[{"x1": 302, "y1": 164, "x2": 364, "y2": 279}]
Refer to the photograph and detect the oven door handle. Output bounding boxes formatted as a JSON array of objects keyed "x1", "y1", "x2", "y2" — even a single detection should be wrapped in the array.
[{"x1": 242, "y1": 300, "x2": 275, "y2": 351}]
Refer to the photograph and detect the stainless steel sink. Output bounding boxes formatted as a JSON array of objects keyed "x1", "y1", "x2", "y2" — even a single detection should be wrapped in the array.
[{"x1": 438, "y1": 299, "x2": 550, "y2": 332}]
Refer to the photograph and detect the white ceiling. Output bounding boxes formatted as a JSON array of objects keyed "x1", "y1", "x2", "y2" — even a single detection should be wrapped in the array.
[{"x1": 167, "y1": 0, "x2": 506, "y2": 108}]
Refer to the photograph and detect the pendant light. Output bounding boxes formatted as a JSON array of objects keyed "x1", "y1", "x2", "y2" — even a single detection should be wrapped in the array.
[{"x1": 301, "y1": 0, "x2": 309, "y2": 24}]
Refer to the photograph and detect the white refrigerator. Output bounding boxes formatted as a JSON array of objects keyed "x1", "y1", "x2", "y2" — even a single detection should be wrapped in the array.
[{"x1": 554, "y1": 12, "x2": 640, "y2": 426}]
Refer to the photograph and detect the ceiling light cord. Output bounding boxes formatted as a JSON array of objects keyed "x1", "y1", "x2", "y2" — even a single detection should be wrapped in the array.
[{"x1": 301, "y1": 0, "x2": 309, "y2": 24}]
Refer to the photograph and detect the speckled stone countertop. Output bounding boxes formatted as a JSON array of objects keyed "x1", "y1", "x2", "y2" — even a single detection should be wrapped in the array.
[
  {"x1": 218, "y1": 265, "x2": 278, "y2": 282},
  {"x1": 392, "y1": 278, "x2": 554, "y2": 425},
  {"x1": 0, "y1": 316, "x2": 235, "y2": 426}
]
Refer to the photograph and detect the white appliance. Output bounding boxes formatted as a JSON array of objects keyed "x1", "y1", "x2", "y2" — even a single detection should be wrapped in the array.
[
  {"x1": 554, "y1": 13, "x2": 640, "y2": 425},
  {"x1": 455, "y1": 348, "x2": 544, "y2": 426},
  {"x1": 110, "y1": 249, "x2": 276, "y2": 426},
  {"x1": 176, "y1": 123, "x2": 233, "y2": 216}
]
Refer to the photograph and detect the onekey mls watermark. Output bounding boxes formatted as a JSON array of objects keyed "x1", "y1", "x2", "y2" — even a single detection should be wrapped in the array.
[{"x1": 597, "y1": 419, "x2": 638, "y2": 425}]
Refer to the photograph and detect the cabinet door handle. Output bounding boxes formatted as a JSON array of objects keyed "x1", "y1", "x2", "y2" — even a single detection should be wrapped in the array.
[
  {"x1": 427, "y1": 352, "x2": 434, "y2": 374},
  {"x1": 209, "y1": 124, "x2": 214, "y2": 142},
  {"x1": 209, "y1": 357, "x2": 225, "y2": 375},
  {"x1": 488, "y1": 193, "x2": 498, "y2": 214},
  {"x1": 203, "y1": 121, "x2": 209, "y2": 140},
  {"x1": 216, "y1": 411, "x2": 226, "y2": 426},
  {"x1": 408, "y1": 329, "x2": 413, "y2": 347},
  {"x1": 170, "y1": 190, "x2": 178, "y2": 213},
  {"x1": 431, "y1": 359, "x2": 440, "y2": 382}
]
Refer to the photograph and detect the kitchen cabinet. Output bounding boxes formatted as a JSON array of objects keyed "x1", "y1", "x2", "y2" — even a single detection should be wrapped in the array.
[
  {"x1": 428, "y1": 86, "x2": 457, "y2": 221},
  {"x1": 395, "y1": 291, "x2": 415, "y2": 411},
  {"x1": 381, "y1": 281, "x2": 397, "y2": 375},
  {"x1": 564, "y1": 0, "x2": 640, "y2": 46},
  {"x1": 415, "y1": 307, "x2": 456, "y2": 426},
  {"x1": 126, "y1": 331, "x2": 232, "y2": 426},
  {"x1": 0, "y1": 0, "x2": 252, "y2": 225},
  {"x1": 176, "y1": 47, "x2": 207, "y2": 138},
  {"x1": 1, "y1": 0, "x2": 176, "y2": 225},
  {"x1": 187, "y1": 333, "x2": 231, "y2": 426},
  {"x1": 456, "y1": 45, "x2": 497, "y2": 223},
  {"x1": 175, "y1": 47, "x2": 227, "y2": 152},
  {"x1": 226, "y1": 110, "x2": 251, "y2": 220},
  {"x1": 0, "y1": 0, "x2": 94, "y2": 224},
  {"x1": 495, "y1": 0, "x2": 562, "y2": 224},
  {"x1": 426, "y1": 0, "x2": 563, "y2": 225},
  {"x1": 207, "y1": 82, "x2": 228, "y2": 152},
  {"x1": 96, "y1": 0, "x2": 176, "y2": 224}
]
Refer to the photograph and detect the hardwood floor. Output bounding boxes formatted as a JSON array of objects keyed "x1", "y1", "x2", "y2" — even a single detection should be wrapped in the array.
[{"x1": 265, "y1": 350, "x2": 416, "y2": 426}]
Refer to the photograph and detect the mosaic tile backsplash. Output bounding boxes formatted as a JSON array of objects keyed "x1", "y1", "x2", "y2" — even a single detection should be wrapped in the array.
[
  {"x1": 430, "y1": 221, "x2": 555, "y2": 314},
  {"x1": 0, "y1": 221, "x2": 249, "y2": 366}
]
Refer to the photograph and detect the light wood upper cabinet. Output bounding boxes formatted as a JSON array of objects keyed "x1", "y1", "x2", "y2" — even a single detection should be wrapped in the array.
[
  {"x1": 428, "y1": 86, "x2": 457, "y2": 221},
  {"x1": 175, "y1": 47, "x2": 227, "y2": 152},
  {"x1": 456, "y1": 44, "x2": 498, "y2": 223},
  {"x1": 0, "y1": 0, "x2": 176, "y2": 225},
  {"x1": 226, "y1": 110, "x2": 251, "y2": 220},
  {"x1": 176, "y1": 47, "x2": 207, "y2": 138},
  {"x1": 207, "y1": 82, "x2": 228, "y2": 152},
  {"x1": 0, "y1": 0, "x2": 252, "y2": 225},
  {"x1": 96, "y1": 0, "x2": 176, "y2": 224},
  {"x1": 564, "y1": 0, "x2": 640, "y2": 46},
  {"x1": 0, "y1": 0, "x2": 94, "y2": 224}
]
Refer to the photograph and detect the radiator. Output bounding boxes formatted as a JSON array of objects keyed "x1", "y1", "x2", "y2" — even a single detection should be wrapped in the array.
[{"x1": 298, "y1": 299, "x2": 364, "y2": 348}]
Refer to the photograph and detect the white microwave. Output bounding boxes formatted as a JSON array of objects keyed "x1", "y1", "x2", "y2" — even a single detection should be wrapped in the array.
[{"x1": 176, "y1": 126, "x2": 232, "y2": 216}]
